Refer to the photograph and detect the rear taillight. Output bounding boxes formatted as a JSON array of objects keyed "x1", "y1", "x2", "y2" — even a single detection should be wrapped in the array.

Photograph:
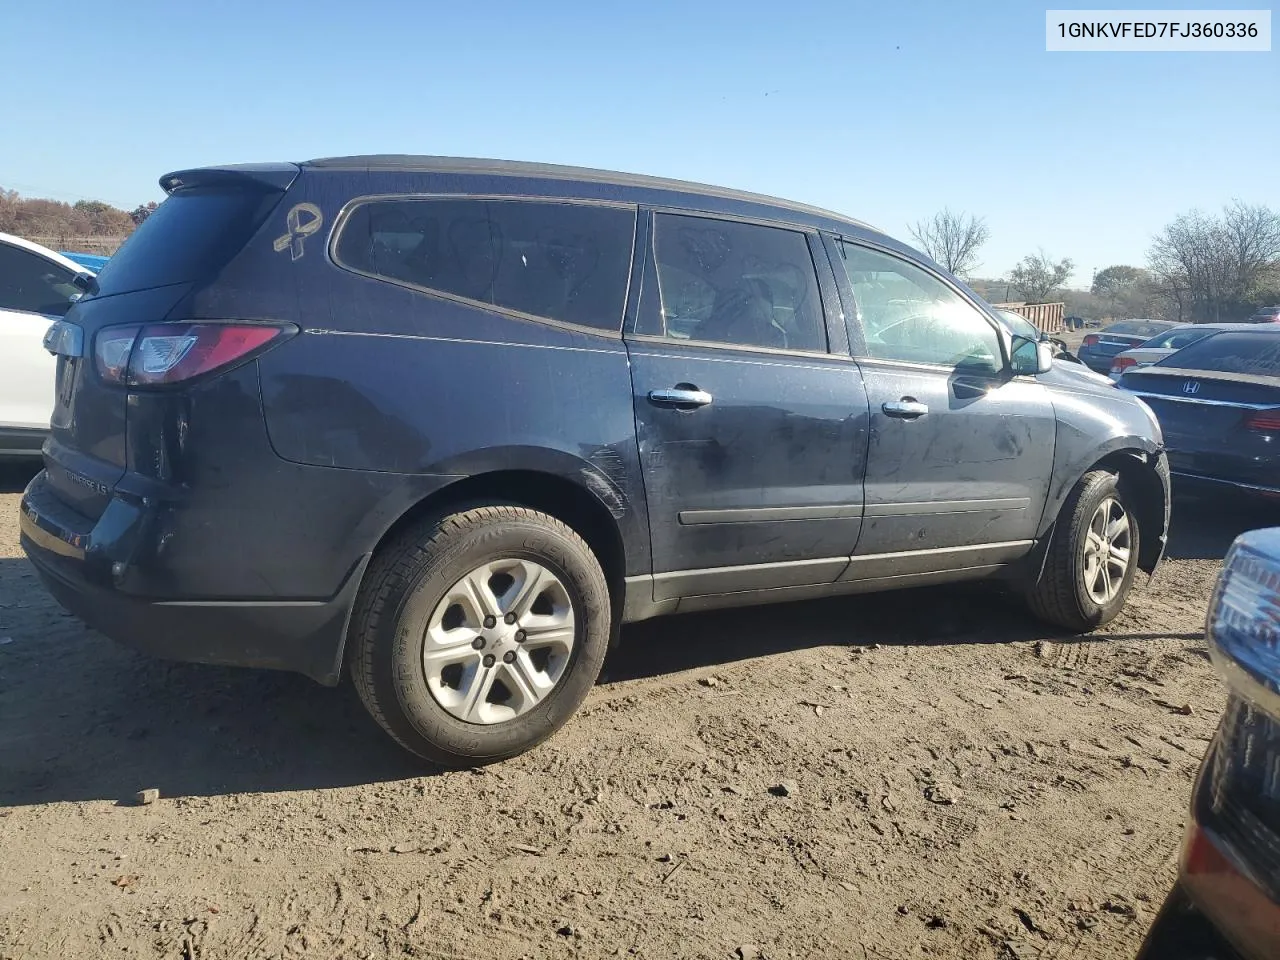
[
  {"x1": 1110, "y1": 356, "x2": 1137, "y2": 375},
  {"x1": 94, "y1": 322, "x2": 292, "y2": 387},
  {"x1": 1245, "y1": 410, "x2": 1280, "y2": 433},
  {"x1": 1082, "y1": 335, "x2": 1100, "y2": 347}
]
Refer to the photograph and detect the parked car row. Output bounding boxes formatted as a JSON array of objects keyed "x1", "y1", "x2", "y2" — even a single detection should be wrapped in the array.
[{"x1": 1070, "y1": 317, "x2": 1280, "y2": 503}]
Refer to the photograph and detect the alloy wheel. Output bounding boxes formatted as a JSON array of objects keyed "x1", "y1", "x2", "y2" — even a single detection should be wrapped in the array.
[{"x1": 422, "y1": 558, "x2": 576, "y2": 724}]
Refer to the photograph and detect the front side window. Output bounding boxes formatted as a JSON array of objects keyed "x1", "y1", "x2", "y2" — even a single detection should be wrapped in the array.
[
  {"x1": 652, "y1": 214, "x2": 827, "y2": 353},
  {"x1": 0, "y1": 243, "x2": 80, "y2": 317},
  {"x1": 334, "y1": 198, "x2": 635, "y2": 332},
  {"x1": 836, "y1": 241, "x2": 1002, "y2": 372}
]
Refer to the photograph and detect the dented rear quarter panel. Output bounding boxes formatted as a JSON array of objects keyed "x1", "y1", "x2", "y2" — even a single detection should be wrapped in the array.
[{"x1": 248, "y1": 168, "x2": 653, "y2": 577}]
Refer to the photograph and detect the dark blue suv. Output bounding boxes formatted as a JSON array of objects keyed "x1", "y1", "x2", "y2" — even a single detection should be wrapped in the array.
[{"x1": 20, "y1": 157, "x2": 1171, "y2": 765}]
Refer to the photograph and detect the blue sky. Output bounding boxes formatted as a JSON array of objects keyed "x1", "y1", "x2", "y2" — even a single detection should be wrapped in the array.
[{"x1": 2, "y1": 0, "x2": 1275, "y2": 284}]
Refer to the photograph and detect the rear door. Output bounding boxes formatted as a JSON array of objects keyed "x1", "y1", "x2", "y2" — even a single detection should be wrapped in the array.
[
  {"x1": 626, "y1": 211, "x2": 869, "y2": 600},
  {"x1": 826, "y1": 237, "x2": 1056, "y2": 569}
]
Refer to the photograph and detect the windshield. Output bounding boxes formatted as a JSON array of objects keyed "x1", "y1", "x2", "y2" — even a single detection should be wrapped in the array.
[
  {"x1": 1105, "y1": 320, "x2": 1174, "y2": 337},
  {"x1": 1155, "y1": 331, "x2": 1280, "y2": 377}
]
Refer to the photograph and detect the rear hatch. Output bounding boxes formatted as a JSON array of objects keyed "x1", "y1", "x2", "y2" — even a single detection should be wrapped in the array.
[{"x1": 45, "y1": 165, "x2": 297, "y2": 519}]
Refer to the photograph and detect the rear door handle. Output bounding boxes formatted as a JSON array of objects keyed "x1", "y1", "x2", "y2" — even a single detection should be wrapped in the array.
[
  {"x1": 649, "y1": 387, "x2": 713, "y2": 409},
  {"x1": 882, "y1": 399, "x2": 928, "y2": 419}
]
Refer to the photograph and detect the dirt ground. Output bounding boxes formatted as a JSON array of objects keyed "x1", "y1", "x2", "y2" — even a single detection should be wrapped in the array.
[{"x1": 1, "y1": 461, "x2": 1274, "y2": 960}]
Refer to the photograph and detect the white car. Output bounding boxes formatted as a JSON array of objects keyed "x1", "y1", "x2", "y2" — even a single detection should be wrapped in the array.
[{"x1": 0, "y1": 233, "x2": 93, "y2": 458}]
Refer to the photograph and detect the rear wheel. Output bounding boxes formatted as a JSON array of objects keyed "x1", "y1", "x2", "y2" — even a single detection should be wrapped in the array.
[
  {"x1": 1028, "y1": 470, "x2": 1140, "y2": 632},
  {"x1": 348, "y1": 504, "x2": 611, "y2": 766}
]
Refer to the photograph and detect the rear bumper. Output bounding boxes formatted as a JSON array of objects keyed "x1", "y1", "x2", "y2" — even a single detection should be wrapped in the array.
[{"x1": 20, "y1": 471, "x2": 366, "y2": 685}]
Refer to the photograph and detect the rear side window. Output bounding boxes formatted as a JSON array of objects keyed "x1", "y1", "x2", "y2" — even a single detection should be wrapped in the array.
[
  {"x1": 1146, "y1": 328, "x2": 1211, "y2": 350},
  {"x1": 1106, "y1": 321, "x2": 1171, "y2": 338},
  {"x1": 334, "y1": 199, "x2": 636, "y2": 332},
  {"x1": 93, "y1": 188, "x2": 281, "y2": 296},
  {"x1": 1156, "y1": 331, "x2": 1280, "y2": 376},
  {"x1": 0, "y1": 243, "x2": 80, "y2": 316},
  {"x1": 651, "y1": 213, "x2": 826, "y2": 353}
]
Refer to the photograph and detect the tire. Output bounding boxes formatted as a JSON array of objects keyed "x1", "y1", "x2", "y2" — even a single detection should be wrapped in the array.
[
  {"x1": 1027, "y1": 469, "x2": 1141, "y2": 632},
  {"x1": 347, "y1": 504, "x2": 611, "y2": 767}
]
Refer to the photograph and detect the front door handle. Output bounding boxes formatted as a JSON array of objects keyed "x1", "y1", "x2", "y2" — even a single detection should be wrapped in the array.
[
  {"x1": 649, "y1": 387, "x2": 713, "y2": 409},
  {"x1": 882, "y1": 399, "x2": 928, "y2": 419}
]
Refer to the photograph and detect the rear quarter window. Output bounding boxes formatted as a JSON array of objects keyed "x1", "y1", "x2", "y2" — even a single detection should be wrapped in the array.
[
  {"x1": 1157, "y1": 332, "x2": 1280, "y2": 376},
  {"x1": 333, "y1": 198, "x2": 636, "y2": 333}
]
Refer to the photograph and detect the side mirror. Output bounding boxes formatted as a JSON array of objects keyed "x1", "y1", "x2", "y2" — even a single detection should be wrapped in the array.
[{"x1": 1010, "y1": 336, "x2": 1053, "y2": 376}]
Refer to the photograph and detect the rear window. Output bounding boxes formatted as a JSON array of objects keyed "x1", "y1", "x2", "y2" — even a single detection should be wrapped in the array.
[
  {"x1": 1106, "y1": 320, "x2": 1172, "y2": 338},
  {"x1": 92, "y1": 188, "x2": 280, "y2": 296},
  {"x1": 334, "y1": 198, "x2": 636, "y2": 332},
  {"x1": 1156, "y1": 331, "x2": 1280, "y2": 376},
  {"x1": 1145, "y1": 327, "x2": 1212, "y2": 350}
]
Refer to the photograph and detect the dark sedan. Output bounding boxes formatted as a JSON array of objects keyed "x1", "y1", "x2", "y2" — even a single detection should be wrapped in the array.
[
  {"x1": 1117, "y1": 327, "x2": 1280, "y2": 498},
  {"x1": 1078, "y1": 319, "x2": 1178, "y2": 373}
]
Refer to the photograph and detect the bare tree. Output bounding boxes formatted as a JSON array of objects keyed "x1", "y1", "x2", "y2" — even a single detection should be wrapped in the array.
[
  {"x1": 908, "y1": 209, "x2": 990, "y2": 278},
  {"x1": 1009, "y1": 251, "x2": 1074, "y2": 303},
  {"x1": 1149, "y1": 201, "x2": 1280, "y2": 322}
]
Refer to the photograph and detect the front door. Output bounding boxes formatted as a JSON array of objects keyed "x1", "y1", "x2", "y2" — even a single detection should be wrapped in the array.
[
  {"x1": 627, "y1": 212, "x2": 870, "y2": 600},
  {"x1": 827, "y1": 237, "x2": 1055, "y2": 572}
]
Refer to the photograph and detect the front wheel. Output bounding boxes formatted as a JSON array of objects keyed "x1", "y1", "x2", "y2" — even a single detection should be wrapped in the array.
[
  {"x1": 1027, "y1": 469, "x2": 1140, "y2": 632},
  {"x1": 347, "y1": 505, "x2": 611, "y2": 766}
]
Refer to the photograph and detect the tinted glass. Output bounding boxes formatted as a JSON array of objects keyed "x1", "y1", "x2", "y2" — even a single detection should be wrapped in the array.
[
  {"x1": 1106, "y1": 320, "x2": 1172, "y2": 337},
  {"x1": 1155, "y1": 331, "x2": 1280, "y2": 376},
  {"x1": 336, "y1": 199, "x2": 635, "y2": 331},
  {"x1": 652, "y1": 214, "x2": 826, "y2": 352},
  {"x1": 0, "y1": 243, "x2": 80, "y2": 316},
  {"x1": 93, "y1": 187, "x2": 280, "y2": 296},
  {"x1": 1146, "y1": 327, "x2": 1211, "y2": 350},
  {"x1": 836, "y1": 241, "x2": 1002, "y2": 372}
]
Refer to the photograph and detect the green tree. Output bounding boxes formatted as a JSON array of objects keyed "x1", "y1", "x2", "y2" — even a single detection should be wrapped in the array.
[{"x1": 1008, "y1": 251, "x2": 1074, "y2": 303}]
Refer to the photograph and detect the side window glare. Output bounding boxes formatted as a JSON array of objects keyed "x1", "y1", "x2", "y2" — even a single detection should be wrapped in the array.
[
  {"x1": 836, "y1": 241, "x2": 1001, "y2": 373},
  {"x1": 652, "y1": 214, "x2": 827, "y2": 353},
  {"x1": 334, "y1": 199, "x2": 635, "y2": 332}
]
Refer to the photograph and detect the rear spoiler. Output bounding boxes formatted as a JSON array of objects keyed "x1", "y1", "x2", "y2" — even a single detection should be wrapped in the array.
[{"x1": 159, "y1": 163, "x2": 300, "y2": 195}]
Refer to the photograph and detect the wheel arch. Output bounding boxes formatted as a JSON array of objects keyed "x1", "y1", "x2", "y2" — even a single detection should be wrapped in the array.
[{"x1": 1037, "y1": 440, "x2": 1170, "y2": 575}]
